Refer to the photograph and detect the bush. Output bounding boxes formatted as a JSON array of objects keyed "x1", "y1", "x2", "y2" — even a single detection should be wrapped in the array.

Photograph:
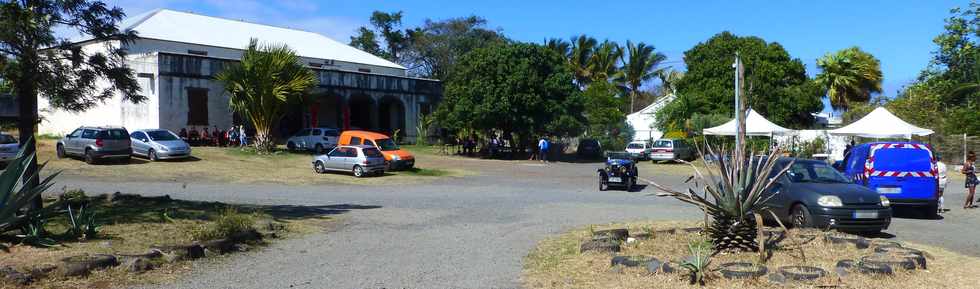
[{"x1": 191, "y1": 207, "x2": 256, "y2": 241}]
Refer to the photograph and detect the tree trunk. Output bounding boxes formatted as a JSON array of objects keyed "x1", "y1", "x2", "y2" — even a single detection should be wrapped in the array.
[
  {"x1": 252, "y1": 129, "x2": 276, "y2": 153},
  {"x1": 16, "y1": 78, "x2": 40, "y2": 210}
]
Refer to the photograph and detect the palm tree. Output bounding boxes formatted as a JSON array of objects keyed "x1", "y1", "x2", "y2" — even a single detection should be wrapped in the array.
[
  {"x1": 588, "y1": 40, "x2": 623, "y2": 84},
  {"x1": 618, "y1": 40, "x2": 667, "y2": 113},
  {"x1": 569, "y1": 35, "x2": 598, "y2": 87},
  {"x1": 544, "y1": 38, "x2": 570, "y2": 60},
  {"x1": 658, "y1": 69, "x2": 684, "y2": 96},
  {"x1": 216, "y1": 39, "x2": 317, "y2": 153},
  {"x1": 815, "y1": 47, "x2": 882, "y2": 111}
]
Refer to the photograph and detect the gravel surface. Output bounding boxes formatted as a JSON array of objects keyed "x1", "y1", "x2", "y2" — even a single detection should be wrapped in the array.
[{"x1": 53, "y1": 157, "x2": 976, "y2": 289}]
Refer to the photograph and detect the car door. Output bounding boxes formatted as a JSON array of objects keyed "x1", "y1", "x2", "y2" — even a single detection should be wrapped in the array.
[
  {"x1": 345, "y1": 147, "x2": 360, "y2": 169},
  {"x1": 65, "y1": 129, "x2": 84, "y2": 155},
  {"x1": 130, "y1": 132, "x2": 149, "y2": 156},
  {"x1": 310, "y1": 129, "x2": 323, "y2": 147},
  {"x1": 76, "y1": 129, "x2": 96, "y2": 153},
  {"x1": 763, "y1": 160, "x2": 793, "y2": 220},
  {"x1": 325, "y1": 147, "x2": 346, "y2": 170}
]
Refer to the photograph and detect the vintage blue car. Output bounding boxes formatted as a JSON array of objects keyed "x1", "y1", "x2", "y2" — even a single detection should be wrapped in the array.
[{"x1": 598, "y1": 152, "x2": 638, "y2": 191}]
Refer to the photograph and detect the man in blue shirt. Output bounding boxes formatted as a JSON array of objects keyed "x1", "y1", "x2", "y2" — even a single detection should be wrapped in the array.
[{"x1": 538, "y1": 137, "x2": 549, "y2": 162}]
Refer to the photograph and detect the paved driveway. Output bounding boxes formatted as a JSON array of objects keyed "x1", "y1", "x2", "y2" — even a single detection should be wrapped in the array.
[{"x1": 56, "y1": 158, "x2": 975, "y2": 289}]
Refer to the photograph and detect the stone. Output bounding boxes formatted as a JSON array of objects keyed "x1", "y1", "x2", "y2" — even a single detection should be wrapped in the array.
[
  {"x1": 124, "y1": 257, "x2": 154, "y2": 273},
  {"x1": 593, "y1": 228, "x2": 629, "y2": 241},
  {"x1": 154, "y1": 243, "x2": 205, "y2": 260},
  {"x1": 834, "y1": 266, "x2": 849, "y2": 278},
  {"x1": 630, "y1": 232, "x2": 653, "y2": 240},
  {"x1": 580, "y1": 239, "x2": 620, "y2": 253},
  {"x1": 60, "y1": 254, "x2": 118, "y2": 277},
  {"x1": 611, "y1": 256, "x2": 651, "y2": 267},
  {"x1": 645, "y1": 259, "x2": 663, "y2": 274},
  {"x1": 768, "y1": 272, "x2": 787, "y2": 285},
  {"x1": 28, "y1": 264, "x2": 57, "y2": 279},
  {"x1": 660, "y1": 262, "x2": 675, "y2": 274},
  {"x1": 625, "y1": 237, "x2": 637, "y2": 244},
  {"x1": 1, "y1": 266, "x2": 33, "y2": 286}
]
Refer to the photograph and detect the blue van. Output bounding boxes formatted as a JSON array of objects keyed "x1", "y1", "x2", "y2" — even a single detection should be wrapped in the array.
[{"x1": 837, "y1": 142, "x2": 938, "y2": 215}]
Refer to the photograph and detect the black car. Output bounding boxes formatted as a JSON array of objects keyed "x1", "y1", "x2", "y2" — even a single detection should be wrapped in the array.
[
  {"x1": 597, "y1": 152, "x2": 638, "y2": 191},
  {"x1": 577, "y1": 139, "x2": 602, "y2": 159},
  {"x1": 763, "y1": 158, "x2": 892, "y2": 233}
]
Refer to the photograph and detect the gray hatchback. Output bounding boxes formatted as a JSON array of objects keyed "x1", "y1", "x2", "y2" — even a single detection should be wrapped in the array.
[
  {"x1": 312, "y1": 145, "x2": 386, "y2": 177},
  {"x1": 57, "y1": 126, "x2": 132, "y2": 164}
]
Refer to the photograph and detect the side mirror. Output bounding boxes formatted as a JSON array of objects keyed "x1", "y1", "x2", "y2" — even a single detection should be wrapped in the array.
[{"x1": 65, "y1": 134, "x2": 72, "y2": 138}]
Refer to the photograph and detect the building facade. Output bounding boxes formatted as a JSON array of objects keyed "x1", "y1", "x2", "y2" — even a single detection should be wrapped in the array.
[{"x1": 39, "y1": 9, "x2": 441, "y2": 142}]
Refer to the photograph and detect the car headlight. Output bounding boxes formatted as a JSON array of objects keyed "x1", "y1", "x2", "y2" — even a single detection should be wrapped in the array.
[
  {"x1": 879, "y1": 195, "x2": 890, "y2": 207},
  {"x1": 157, "y1": 144, "x2": 169, "y2": 151},
  {"x1": 391, "y1": 154, "x2": 400, "y2": 161},
  {"x1": 817, "y1": 195, "x2": 843, "y2": 207}
]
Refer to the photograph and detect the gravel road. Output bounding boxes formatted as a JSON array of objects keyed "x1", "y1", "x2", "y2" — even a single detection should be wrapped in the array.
[{"x1": 55, "y1": 158, "x2": 975, "y2": 289}]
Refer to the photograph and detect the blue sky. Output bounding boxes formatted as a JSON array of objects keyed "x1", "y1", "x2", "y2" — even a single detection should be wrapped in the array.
[{"x1": 108, "y1": 0, "x2": 970, "y2": 111}]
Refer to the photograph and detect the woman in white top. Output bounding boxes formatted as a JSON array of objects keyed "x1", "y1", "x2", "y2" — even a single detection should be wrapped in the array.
[{"x1": 936, "y1": 155, "x2": 948, "y2": 214}]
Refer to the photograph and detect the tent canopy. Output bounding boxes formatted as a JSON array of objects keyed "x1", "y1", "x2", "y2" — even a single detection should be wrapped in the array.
[
  {"x1": 703, "y1": 109, "x2": 796, "y2": 136},
  {"x1": 829, "y1": 107, "x2": 933, "y2": 138}
]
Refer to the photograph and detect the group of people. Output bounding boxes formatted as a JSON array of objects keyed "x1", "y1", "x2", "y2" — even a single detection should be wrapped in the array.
[
  {"x1": 935, "y1": 151, "x2": 978, "y2": 213},
  {"x1": 178, "y1": 125, "x2": 249, "y2": 147}
]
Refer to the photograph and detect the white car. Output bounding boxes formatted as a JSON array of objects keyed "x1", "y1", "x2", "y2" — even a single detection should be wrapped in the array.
[
  {"x1": 0, "y1": 134, "x2": 18, "y2": 164},
  {"x1": 649, "y1": 138, "x2": 696, "y2": 162},
  {"x1": 625, "y1": 141, "x2": 652, "y2": 160},
  {"x1": 287, "y1": 127, "x2": 340, "y2": 154}
]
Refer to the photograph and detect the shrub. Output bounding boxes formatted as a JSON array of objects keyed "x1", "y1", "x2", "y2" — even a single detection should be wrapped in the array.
[{"x1": 191, "y1": 207, "x2": 256, "y2": 241}]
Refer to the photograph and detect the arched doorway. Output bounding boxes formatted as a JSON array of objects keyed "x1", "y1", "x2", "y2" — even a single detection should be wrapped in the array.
[
  {"x1": 378, "y1": 96, "x2": 406, "y2": 136},
  {"x1": 315, "y1": 93, "x2": 343, "y2": 128},
  {"x1": 348, "y1": 94, "x2": 376, "y2": 130}
]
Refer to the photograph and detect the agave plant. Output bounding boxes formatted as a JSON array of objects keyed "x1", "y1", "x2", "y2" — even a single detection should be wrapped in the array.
[
  {"x1": 651, "y1": 144, "x2": 791, "y2": 252},
  {"x1": 0, "y1": 138, "x2": 63, "y2": 234},
  {"x1": 680, "y1": 239, "x2": 713, "y2": 285}
]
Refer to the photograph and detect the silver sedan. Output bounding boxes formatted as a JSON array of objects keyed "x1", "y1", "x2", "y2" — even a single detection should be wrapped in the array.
[
  {"x1": 312, "y1": 145, "x2": 386, "y2": 177},
  {"x1": 130, "y1": 129, "x2": 192, "y2": 161}
]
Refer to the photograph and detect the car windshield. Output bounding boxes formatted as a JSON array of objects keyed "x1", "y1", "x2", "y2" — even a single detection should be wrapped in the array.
[
  {"x1": 0, "y1": 135, "x2": 16, "y2": 144},
  {"x1": 653, "y1": 140, "x2": 672, "y2": 148},
  {"x1": 375, "y1": 138, "x2": 399, "y2": 151},
  {"x1": 147, "y1": 130, "x2": 179, "y2": 141},
  {"x1": 96, "y1": 129, "x2": 129, "y2": 140},
  {"x1": 786, "y1": 161, "x2": 851, "y2": 183},
  {"x1": 362, "y1": 147, "x2": 384, "y2": 157},
  {"x1": 626, "y1": 143, "x2": 644, "y2": 149},
  {"x1": 607, "y1": 152, "x2": 631, "y2": 160}
]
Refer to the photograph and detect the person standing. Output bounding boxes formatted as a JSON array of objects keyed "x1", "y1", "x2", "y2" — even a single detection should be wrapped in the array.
[
  {"x1": 937, "y1": 155, "x2": 948, "y2": 214},
  {"x1": 227, "y1": 126, "x2": 238, "y2": 147},
  {"x1": 963, "y1": 151, "x2": 978, "y2": 209},
  {"x1": 538, "y1": 137, "x2": 549, "y2": 162},
  {"x1": 238, "y1": 125, "x2": 248, "y2": 147}
]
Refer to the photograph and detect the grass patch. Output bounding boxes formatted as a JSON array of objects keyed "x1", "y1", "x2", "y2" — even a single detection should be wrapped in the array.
[
  {"x1": 0, "y1": 191, "x2": 332, "y2": 289},
  {"x1": 37, "y1": 139, "x2": 466, "y2": 185},
  {"x1": 524, "y1": 220, "x2": 980, "y2": 289}
]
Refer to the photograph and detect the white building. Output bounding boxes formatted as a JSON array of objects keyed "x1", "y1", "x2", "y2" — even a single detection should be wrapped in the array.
[
  {"x1": 626, "y1": 94, "x2": 675, "y2": 142},
  {"x1": 40, "y1": 9, "x2": 441, "y2": 141}
]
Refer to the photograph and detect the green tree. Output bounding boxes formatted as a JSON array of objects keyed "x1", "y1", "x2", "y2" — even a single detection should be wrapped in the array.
[
  {"x1": 403, "y1": 16, "x2": 507, "y2": 79},
  {"x1": 216, "y1": 39, "x2": 316, "y2": 153},
  {"x1": 568, "y1": 35, "x2": 598, "y2": 87},
  {"x1": 588, "y1": 40, "x2": 623, "y2": 84},
  {"x1": 670, "y1": 32, "x2": 823, "y2": 129},
  {"x1": 0, "y1": 0, "x2": 142, "y2": 207},
  {"x1": 349, "y1": 11, "x2": 408, "y2": 62},
  {"x1": 544, "y1": 38, "x2": 570, "y2": 60},
  {"x1": 618, "y1": 40, "x2": 667, "y2": 113},
  {"x1": 815, "y1": 47, "x2": 883, "y2": 110},
  {"x1": 582, "y1": 81, "x2": 630, "y2": 150},
  {"x1": 435, "y1": 43, "x2": 585, "y2": 150}
]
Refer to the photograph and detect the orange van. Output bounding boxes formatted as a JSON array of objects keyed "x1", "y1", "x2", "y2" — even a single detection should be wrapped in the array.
[{"x1": 337, "y1": 130, "x2": 415, "y2": 170}]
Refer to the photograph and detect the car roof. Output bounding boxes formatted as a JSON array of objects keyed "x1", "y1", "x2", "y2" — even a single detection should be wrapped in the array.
[
  {"x1": 855, "y1": 141, "x2": 928, "y2": 148},
  {"x1": 80, "y1": 126, "x2": 127, "y2": 130},
  {"x1": 341, "y1": 130, "x2": 389, "y2": 139},
  {"x1": 337, "y1": 145, "x2": 376, "y2": 150}
]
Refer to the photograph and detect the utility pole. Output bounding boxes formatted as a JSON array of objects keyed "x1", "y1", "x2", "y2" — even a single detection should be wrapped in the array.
[{"x1": 734, "y1": 53, "x2": 746, "y2": 156}]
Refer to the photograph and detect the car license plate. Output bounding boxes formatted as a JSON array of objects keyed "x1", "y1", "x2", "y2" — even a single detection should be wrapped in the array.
[
  {"x1": 608, "y1": 177, "x2": 622, "y2": 183},
  {"x1": 876, "y1": 187, "x2": 901, "y2": 194},
  {"x1": 853, "y1": 211, "x2": 878, "y2": 219}
]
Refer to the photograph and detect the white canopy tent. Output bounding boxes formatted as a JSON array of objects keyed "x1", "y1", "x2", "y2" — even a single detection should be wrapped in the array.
[
  {"x1": 703, "y1": 109, "x2": 797, "y2": 136},
  {"x1": 829, "y1": 107, "x2": 933, "y2": 139}
]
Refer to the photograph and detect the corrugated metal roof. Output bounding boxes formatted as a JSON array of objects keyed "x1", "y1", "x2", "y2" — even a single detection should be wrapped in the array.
[{"x1": 116, "y1": 9, "x2": 405, "y2": 70}]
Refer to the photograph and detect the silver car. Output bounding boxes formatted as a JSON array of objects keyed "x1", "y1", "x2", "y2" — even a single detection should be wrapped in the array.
[
  {"x1": 130, "y1": 129, "x2": 192, "y2": 161},
  {"x1": 0, "y1": 134, "x2": 18, "y2": 164},
  {"x1": 312, "y1": 145, "x2": 386, "y2": 177},
  {"x1": 57, "y1": 126, "x2": 132, "y2": 164},
  {"x1": 649, "y1": 138, "x2": 696, "y2": 162}
]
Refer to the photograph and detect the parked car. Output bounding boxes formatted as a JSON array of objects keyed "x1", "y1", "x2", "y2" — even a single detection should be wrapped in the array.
[
  {"x1": 625, "y1": 141, "x2": 651, "y2": 160},
  {"x1": 835, "y1": 142, "x2": 939, "y2": 216},
  {"x1": 56, "y1": 126, "x2": 132, "y2": 164},
  {"x1": 130, "y1": 129, "x2": 192, "y2": 161},
  {"x1": 649, "y1": 138, "x2": 696, "y2": 162},
  {"x1": 765, "y1": 157, "x2": 892, "y2": 233},
  {"x1": 576, "y1": 139, "x2": 602, "y2": 159},
  {"x1": 0, "y1": 134, "x2": 18, "y2": 164},
  {"x1": 337, "y1": 130, "x2": 414, "y2": 170},
  {"x1": 597, "y1": 151, "x2": 638, "y2": 191},
  {"x1": 312, "y1": 145, "x2": 386, "y2": 177},
  {"x1": 287, "y1": 127, "x2": 340, "y2": 154}
]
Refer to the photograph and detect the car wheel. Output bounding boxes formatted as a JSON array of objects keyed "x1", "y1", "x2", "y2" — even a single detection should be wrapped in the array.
[
  {"x1": 599, "y1": 174, "x2": 608, "y2": 191},
  {"x1": 287, "y1": 141, "x2": 296, "y2": 151},
  {"x1": 791, "y1": 204, "x2": 813, "y2": 228},
  {"x1": 626, "y1": 177, "x2": 635, "y2": 192},
  {"x1": 315, "y1": 144, "x2": 324, "y2": 154},
  {"x1": 84, "y1": 149, "x2": 96, "y2": 165},
  {"x1": 148, "y1": 149, "x2": 158, "y2": 162},
  {"x1": 353, "y1": 165, "x2": 365, "y2": 177},
  {"x1": 313, "y1": 161, "x2": 326, "y2": 174},
  {"x1": 56, "y1": 144, "x2": 66, "y2": 159}
]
